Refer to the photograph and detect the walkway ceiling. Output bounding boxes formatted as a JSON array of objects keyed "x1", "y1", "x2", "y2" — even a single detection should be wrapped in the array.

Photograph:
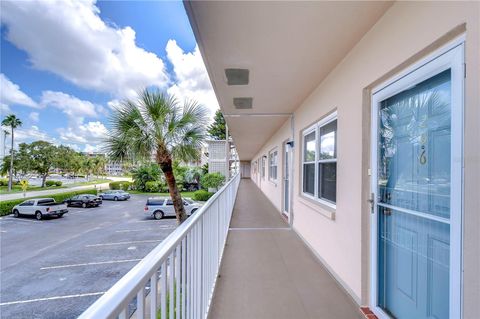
[{"x1": 185, "y1": 1, "x2": 392, "y2": 160}]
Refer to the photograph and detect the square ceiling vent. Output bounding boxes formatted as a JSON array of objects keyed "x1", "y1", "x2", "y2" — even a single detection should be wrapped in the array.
[
  {"x1": 225, "y1": 68, "x2": 249, "y2": 85},
  {"x1": 233, "y1": 97, "x2": 253, "y2": 109}
]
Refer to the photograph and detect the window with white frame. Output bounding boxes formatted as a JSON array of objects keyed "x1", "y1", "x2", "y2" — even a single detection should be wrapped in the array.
[
  {"x1": 268, "y1": 149, "x2": 278, "y2": 181},
  {"x1": 261, "y1": 156, "x2": 266, "y2": 178},
  {"x1": 302, "y1": 112, "x2": 337, "y2": 205}
]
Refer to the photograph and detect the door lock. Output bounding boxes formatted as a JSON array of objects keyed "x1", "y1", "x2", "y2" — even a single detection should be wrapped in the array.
[{"x1": 382, "y1": 208, "x2": 392, "y2": 216}]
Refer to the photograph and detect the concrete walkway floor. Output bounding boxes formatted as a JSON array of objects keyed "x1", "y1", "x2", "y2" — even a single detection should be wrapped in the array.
[{"x1": 208, "y1": 179, "x2": 363, "y2": 319}]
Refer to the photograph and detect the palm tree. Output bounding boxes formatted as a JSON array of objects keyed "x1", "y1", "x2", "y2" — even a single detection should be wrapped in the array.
[
  {"x1": 82, "y1": 157, "x2": 95, "y2": 181},
  {"x1": 1, "y1": 114, "x2": 22, "y2": 192},
  {"x1": 106, "y1": 89, "x2": 208, "y2": 223},
  {"x1": 93, "y1": 156, "x2": 107, "y2": 179},
  {"x1": 2, "y1": 130, "x2": 9, "y2": 158}
]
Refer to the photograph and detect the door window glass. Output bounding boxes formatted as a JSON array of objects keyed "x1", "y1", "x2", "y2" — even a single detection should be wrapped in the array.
[{"x1": 378, "y1": 70, "x2": 451, "y2": 219}]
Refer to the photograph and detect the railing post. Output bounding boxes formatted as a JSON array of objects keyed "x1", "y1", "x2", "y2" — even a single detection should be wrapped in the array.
[{"x1": 150, "y1": 271, "x2": 158, "y2": 319}]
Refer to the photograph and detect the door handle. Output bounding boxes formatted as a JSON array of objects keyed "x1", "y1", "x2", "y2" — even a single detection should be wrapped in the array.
[{"x1": 368, "y1": 193, "x2": 375, "y2": 214}]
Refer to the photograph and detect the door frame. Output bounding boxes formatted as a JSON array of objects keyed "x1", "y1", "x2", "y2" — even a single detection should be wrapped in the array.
[
  {"x1": 369, "y1": 37, "x2": 465, "y2": 319},
  {"x1": 282, "y1": 139, "x2": 292, "y2": 219}
]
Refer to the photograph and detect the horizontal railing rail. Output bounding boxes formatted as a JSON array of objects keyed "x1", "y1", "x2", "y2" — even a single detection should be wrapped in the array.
[{"x1": 79, "y1": 173, "x2": 241, "y2": 319}]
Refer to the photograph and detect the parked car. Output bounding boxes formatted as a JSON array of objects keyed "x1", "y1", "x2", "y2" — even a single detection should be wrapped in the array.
[
  {"x1": 12, "y1": 198, "x2": 68, "y2": 220},
  {"x1": 64, "y1": 194, "x2": 102, "y2": 208},
  {"x1": 98, "y1": 190, "x2": 131, "y2": 201},
  {"x1": 144, "y1": 198, "x2": 202, "y2": 220}
]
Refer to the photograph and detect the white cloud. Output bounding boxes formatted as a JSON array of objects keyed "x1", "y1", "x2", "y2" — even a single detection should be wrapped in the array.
[
  {"x1": 28, "y1": 112, "x2": 40, "y2": 123},
  {"x1": 57, "y1": 121, "x2": 108, "y2": 144},
  {"x1": 1, "y1": 103, "x2": 11, "y2": 114},
  {"x1": 166, "y1": 40, "x2": 218, "y2": 117},
  {"x1": 84, "y1": 143, "x2": 102, "y2": 153},
  {"x1": 40, "y1": 91, "x2": 97, "y2": 124},
  {"x1": 1, "y1": 0, "x2": 169, "y2": 98},
  {"x1": 107, "y1": 99, "x2": 121, "y2": 110},
  {"x1": 0, "y1": 73, "x2": 38, "y2": 108},
  {"x1": 15, "y1": 125, "x2": 56, "y2": 145}
]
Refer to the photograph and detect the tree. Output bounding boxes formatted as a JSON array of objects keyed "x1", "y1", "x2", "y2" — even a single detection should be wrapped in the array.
[
  {"x1": 70, "y1": 153, "x2": 85, "y2": 179},
  {"x1": 185, "y1": 166, "x2": 203, "y2": 184},
  {"x1": 82, "y1": 157, "x2": 95, "y2": 181},
  {"x1": 15, "y1": 143, "x2": 31, "y2": 175},
  {"x1": 106, "y1": 89, "x2": 208, "y2": 223},
  {"x1": 200, "y1": 172, "x2": 225, "y2": 191},
  {"x1": 1, "y1": 114, "x2": 22, "y2": 191},
  {"x1": 2, "y1": 130, "x2": 9, "y2": 159},
  {"x1": 0, "y1": 153, "x2": 18, "y2": 176},
  {"x1": 28, "y1": 141, "x2": 57, "y2": 187},
  {"x1": 207, "y1": 110, "x2": 226, "y2": 140},
  {"x1": 55, "y1": 145, "x2": 77, "y2": 174},
  {"x1": 92, "y1": 156, "x2": 107, "y2": 178}
]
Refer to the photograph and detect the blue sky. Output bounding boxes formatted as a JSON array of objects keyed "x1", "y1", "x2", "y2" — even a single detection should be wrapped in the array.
[{"x1": 0, "y1": 0, "x2": 218, "y2": 153}]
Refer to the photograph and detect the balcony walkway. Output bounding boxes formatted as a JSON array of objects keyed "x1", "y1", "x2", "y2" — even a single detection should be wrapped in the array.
[{"x1": 208, "y1": 179, "x2": 363, "y2": 319}]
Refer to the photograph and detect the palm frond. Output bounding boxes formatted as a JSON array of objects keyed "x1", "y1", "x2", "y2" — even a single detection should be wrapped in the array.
[{"x1": 104, "y1": 88, "x2": 209, "y2": 165}]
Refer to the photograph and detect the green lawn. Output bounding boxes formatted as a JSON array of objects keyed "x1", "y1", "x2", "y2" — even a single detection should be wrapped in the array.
[
  {"x1": 0, "y1": 185, "x2": 56, "y2": 194},
  {"x1": 62, "y1": 178, "x2": 112, "y2": 187},
  {"x1": 128, "y1": 190, "x2": 197, "y2": 198},
  {"x1": 0, "y1": 179, "x2": 111, "y2": 194}
]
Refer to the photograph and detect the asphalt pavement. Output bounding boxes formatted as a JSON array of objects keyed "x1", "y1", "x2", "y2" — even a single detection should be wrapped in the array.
[{"x1": 0, "y1": 194, "x2": 177, "y2": 319}]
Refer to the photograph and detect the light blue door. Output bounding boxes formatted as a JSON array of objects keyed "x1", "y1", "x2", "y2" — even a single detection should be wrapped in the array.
[{"x1": 377, "y1": 69, "x2": 452, "y2": 319}]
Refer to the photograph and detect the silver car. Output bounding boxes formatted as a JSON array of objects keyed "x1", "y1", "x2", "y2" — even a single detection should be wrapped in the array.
[
  {"x1": 144, "y1": 197, "x2": 201, "y2": 220},
  {"x1": 98, "y1": 190, "x2": 131, "y2": 201}
]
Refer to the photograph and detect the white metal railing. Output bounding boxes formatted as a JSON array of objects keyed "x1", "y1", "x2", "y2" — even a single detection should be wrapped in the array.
[{"x1": 79, "y1": 173, "x2": 241, "y2": 319}]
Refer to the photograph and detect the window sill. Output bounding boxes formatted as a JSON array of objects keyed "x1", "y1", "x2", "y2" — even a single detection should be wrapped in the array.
[
  {"x1": 298, "y1": 195, "x2": 336, "y2": 220},
  {"x1": 268, "y1": 179, "x2": 278, "y2": 187}
]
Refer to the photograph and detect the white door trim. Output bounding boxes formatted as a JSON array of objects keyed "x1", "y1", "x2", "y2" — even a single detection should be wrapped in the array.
[
  {"x1": 370, "y1": 38, "x2": 464, "y2": 319},
  {"x1": 282, "y1": 140, "x2": 291, "y2": 218}
]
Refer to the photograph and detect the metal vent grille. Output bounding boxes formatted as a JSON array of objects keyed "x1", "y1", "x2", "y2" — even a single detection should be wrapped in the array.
[
  {"x1": 225, "y1": 68, "x2": 249, "y2": 85},
  {"x1": 233, "y1": 97, "x2": 253, "y2": 109}
]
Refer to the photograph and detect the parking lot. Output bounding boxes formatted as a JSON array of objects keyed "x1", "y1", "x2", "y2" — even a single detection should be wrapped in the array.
[{"x1": 0, "y1": 195, "x2": 177, "y2": 319}]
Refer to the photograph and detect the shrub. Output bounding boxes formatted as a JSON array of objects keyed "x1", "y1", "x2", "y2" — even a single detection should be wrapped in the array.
[
  {"x1": 145, "y1": 181, "x2": 160, "y2": 193},
  {"x1": 192, "y1": 189, "x2": 214, "y2": 201},
  {"x1": 200, "y1": 172, "x2": 225, "y2": 190},
  {"x1": 45, "y1": 180, "x2": 57, "y2": 187},
  {"x1": 55, "y1": 180, "x2": 63, "y2": 186},
  {"x1": 109, "y1": 181, "x2": 132, "y2": 191},
  {"x1": 143, "y1": 180, "x2": 168, "y2": 193},
  {"x1": 0, "y1": 189, "x2": 98, "y2": 216},
  {"x1": 132, "y1": 163, "x2": 161, "y2": 191},
  {"x1": 0, "y1": 178, "x2": 8, "y2": 186}
]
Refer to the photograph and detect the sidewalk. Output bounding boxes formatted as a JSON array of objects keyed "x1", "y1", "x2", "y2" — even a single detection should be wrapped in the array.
[{"x1": 0, "y1": 177, "x2": 131, "y2": 201}]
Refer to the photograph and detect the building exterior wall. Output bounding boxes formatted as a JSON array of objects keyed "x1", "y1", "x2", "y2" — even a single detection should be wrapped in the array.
[
  {"x1": 249, "y1": 1, "x2": 479, "y2": 316},
  {"x1": 251, "y1": 119, "x2": 291, "y2": 213}
]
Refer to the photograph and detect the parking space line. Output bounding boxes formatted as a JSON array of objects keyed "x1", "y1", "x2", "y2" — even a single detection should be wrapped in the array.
[
  {"x1": 85, "y1": 239, "x2": 162, "y2": 247},
  {"x1": 115, "y1": 227, "x2": 175, "y2": 233},
  {"x1": 2, "y1": 217, "x2": 38, "y2": 223},
  {"x1": 131, "y1": 220, "x2": 176, "y2": 223},
  {"x1": 0, "y1": 292, "x2": 106, "y2": 306},
  {"x1": 40, "y1": 258, "x2": 142, "y2": 270}
]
